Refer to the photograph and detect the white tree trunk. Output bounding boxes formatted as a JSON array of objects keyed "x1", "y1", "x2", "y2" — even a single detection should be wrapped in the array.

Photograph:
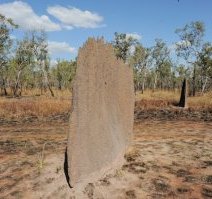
[{"x1": 201, "y1": 76, "x2": 208, "y2": 94}]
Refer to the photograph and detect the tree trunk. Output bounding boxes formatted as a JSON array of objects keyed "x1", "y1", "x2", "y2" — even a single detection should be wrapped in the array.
[
  {"x1": 141, "y1": 70, "x2": 146, "y2": 94},
  {"x1": 41, "y1": 63, "x2": 54, "y2": 97},
  {"x1": 141, "y1": 78, "x2": 145, "y2": 94},
  {"x1": 48, "y1": 83, "x2": 54, "y2": 97},
  {"x1": 153, "y1": 73, "x2": 157, "y2": 92},
  {"x1": 201, "y1": 76, "x2": 208, "y2": 94},
  {"x1": 179, "y1": 78, "x2": 188, "y2": 108},
  {"x1": 2, "y1": 78, "x2": 8, "y2": 96},
  {"x1": 14, "y1": 70, "x2": 22, "y2": 97},
  {"x1": 58, "y1": 80, "x2": 62, "y2": 90},
  {"x1": 192, "y1": 66, "x2": 196, "y2": 96}
]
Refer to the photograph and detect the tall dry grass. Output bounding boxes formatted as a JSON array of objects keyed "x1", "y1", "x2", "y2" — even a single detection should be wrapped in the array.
[
  {"x1": 136, "y1": 89, "x2": 212, "y2": 109},
  {"x1": 0, "y1": 89, "x2": 211, "y2": 119},
  {"x1": 0, "y1": 89, "x2": 71, "y2": 119}
]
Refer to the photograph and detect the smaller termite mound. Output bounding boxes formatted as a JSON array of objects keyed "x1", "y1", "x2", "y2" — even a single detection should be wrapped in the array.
[{"x1": 178, "y1": 78, "x2": 188, "y2": 108}]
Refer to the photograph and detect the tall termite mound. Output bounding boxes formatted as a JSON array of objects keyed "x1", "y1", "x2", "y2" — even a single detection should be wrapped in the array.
[
  {"x1": 179, "y1": 78, "x2": 188, "y2": 108},
  {"x1": 67, "y1": 38, "x2": 134, "y2": 187}
]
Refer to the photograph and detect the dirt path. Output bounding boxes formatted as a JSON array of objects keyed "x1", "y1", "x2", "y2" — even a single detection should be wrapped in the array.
[{"x1": 0, "y1": 120, "x2": 211, "y2": 198}]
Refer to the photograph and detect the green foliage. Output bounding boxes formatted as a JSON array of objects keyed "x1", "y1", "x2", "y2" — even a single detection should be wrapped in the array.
[
  {"x1": 175, "y1": 21, "x2": 211, "y2": 95},
  {"x1": 195, "y1": 42, "x2": 212, "y2": 92},
  {"x1": 151, "y1": 39, "x2": 172, "y2": 89},
  {"x1": 0, "y1": 14, "x2": 18, "y2": 28},
  {"x1": 130, "y1": 44, "x2": 151, "y2": 91},
  {"x1": 12, "y1": 34, "x2": 35, "y2": 96},
  {"x1": 113, "y1": 32, "x2": 138, "y2": 63},
  {"x1": 0, "y1": 14, "x2": 18, "y2": 95},
  {"x1": 0, "y1": 14, "x2": 17, "y2": 65},
  {"x1": 0, "y1": 13, "x2": 211, "y2": 96},
  {"x1": 197, "y1": 42, "x2": 212, "y2": 79},
  {"x1": 152, "y1": 39, "x2": 170, "y2": 66},
  {"x1": 15, "y1": 37, "x2": 34, "y2": 70},
  {"x1": 175, "y1": 21, "x2": 205, "y2": 62},
  {"x1": 52, "y1": 60, "x2": 76, "y2": 90}
]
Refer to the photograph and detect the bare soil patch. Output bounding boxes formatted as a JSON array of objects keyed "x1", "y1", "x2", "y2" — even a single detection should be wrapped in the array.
[{"x1": 0, "y1": 119, "x2": 211, "y2": 198}]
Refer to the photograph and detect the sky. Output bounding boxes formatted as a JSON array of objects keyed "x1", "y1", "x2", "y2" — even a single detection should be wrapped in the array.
[{"x1": 0, "y1": 0, "x2": 212, "y2": 63}]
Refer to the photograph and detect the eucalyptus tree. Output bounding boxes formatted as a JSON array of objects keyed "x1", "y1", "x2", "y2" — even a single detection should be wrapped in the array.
[
  {"x1": 0, "y1": 14, "x2": 17, "y2": 95},
  {"x1": 32, "y1": 31, "x2": 54, "y2": 96},
  {"x1": 175, "y1": 21, "x2": 205, "y2": 96},
  {"x1": 130, "y1": 44, "x2": 151, "y2": 93},
  {"x1": 113, "y1": 32, "x2": 138, "y2": 63},
  {"x1": 52, "y1": 60, "x2": 77, "y2": 90},
  {"x1": 13, "y1": 34, "x2": 34, "y2": 96},
  {"x1": 196, "y1": 42, "x2": 212, "y2": 93},
  {"x1": 151, "y1": 39, "x2": 171, "y2": 90}
]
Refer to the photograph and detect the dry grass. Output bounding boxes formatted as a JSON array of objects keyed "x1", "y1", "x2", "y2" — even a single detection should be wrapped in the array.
[
  {"x1": 188, "y1": 92, "x2": 212, "y2": 109},
  {"x1": 21, "y1": 88, "x2": 72, "y2": 98},
  {"x1": 136, "y1": 89, "x2": 212, "y2": 109},
  {"x1": 0, "y1": 89, "x2": 71, "y2": 118},
  {"x1": 136, "y1": 89, "x2": 180, "y2": 101},
  {"x1": 0, "y1": 89, "x2": 211, "y2": 119}
]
